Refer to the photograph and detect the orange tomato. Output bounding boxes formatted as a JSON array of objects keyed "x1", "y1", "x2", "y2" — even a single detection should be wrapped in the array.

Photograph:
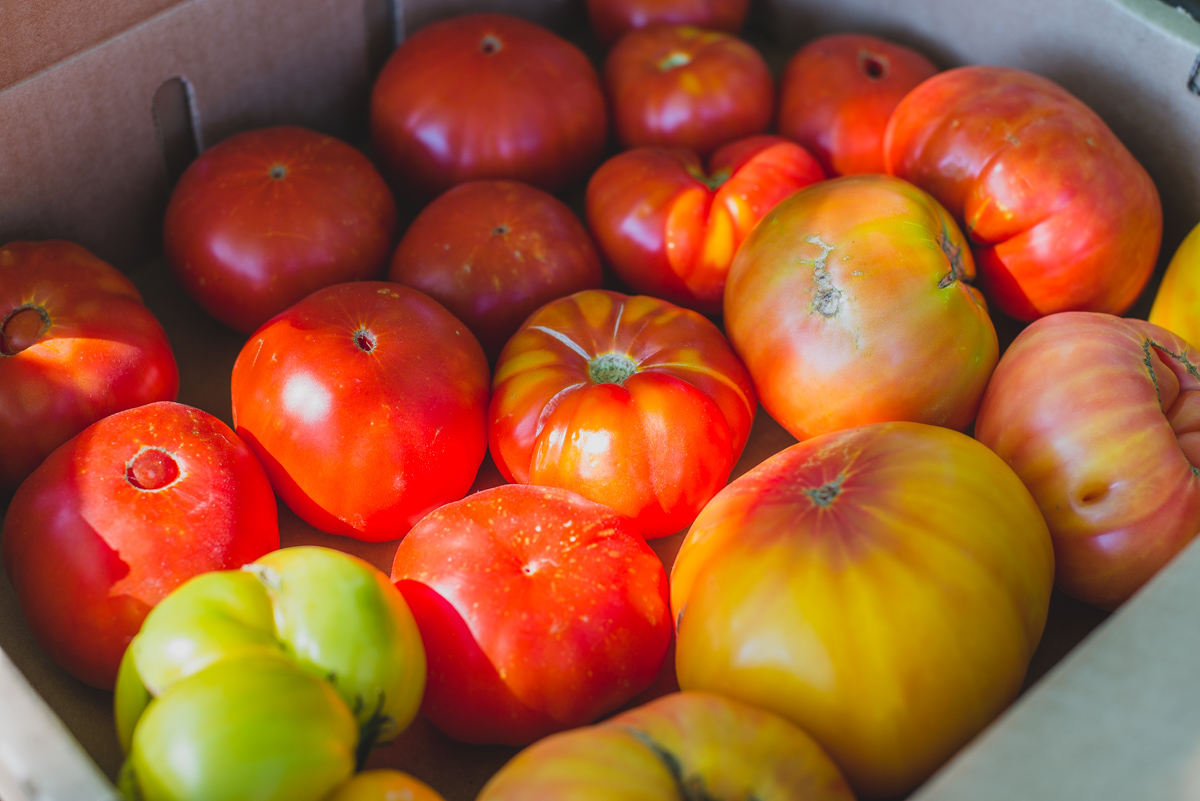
[{"x1": 327, "y1": 770, "x2": 446, "y2": 801}]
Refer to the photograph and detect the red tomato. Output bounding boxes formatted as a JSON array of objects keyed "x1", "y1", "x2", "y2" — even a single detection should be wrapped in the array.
[
  {"x1": 724, "y1": 174, "x2": 997, "y2": 442},
  {"x1": 229, "y1": 282, "x2": 489, "y2": 542},
  {"x1": 585, "y1": 135, "x2": 824, "y2": 315},
  {"x1": 370, "y1": 13, "x2": 607, "y2": 200},
  {"x1": 163, "y1": 126, "x2": 397, "y2": 334},
  {"x1": 391, "y1": 484, "x2": 672, "y2": 745},
  {"x1": 388, "y1": 180, "x2": 603, "y2": 362},
  {"x1": 1, "y1": 401, "x2": 278, "y2": 689},
  {"x1": 603, "y1": 24, "x2": 773, "y2": 156},
  {"x1": 0, "y1": 241, "x2": 179, "y2": 492},
  {"x1": 489, "y1": 289, "x2": 756, "y2": 539},
  {"x1": 975, "y1": 313, "x2": 1200, "y2": 609},
  {"x1": 587, "y1": 0, "x2": 750, "y2": 46},
  {"x1": 777, "y1": 33, "x2": 938, "y2": 176},
  {"x1": 884, "y1": 65, "x2": 1162, "y2": 320}
]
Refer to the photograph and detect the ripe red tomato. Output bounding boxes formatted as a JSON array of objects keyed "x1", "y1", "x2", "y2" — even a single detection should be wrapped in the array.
[
  {"x1": 391, "y1": 484, "x2": 672, "y2": 746},
  {"x1": 0, "y1": 240, "x2": 179, "y2": 493},
  {"x1": 230, "y1": 281, "x2": 490, "y2": 542},
  {"x1": 163, "y1": 126, "x2": 397, "y2": 335},
  {"x1": 388, "y1": 180, "x2": 603, "y2": 362},
  {"x1": 884, "y1": 65, "x2": 1162, "y2": 320},
  {"x1": 586, "y1": 0, "x2": 751, "y2": 46},
  {"x1": 370, "y1": 13, "x2": 607, "y2": 200},
  {"x1": 777, "y1": 33, "x2": 938, "y2": 176},
  {"x1": 1, "y1": 401, "x2": 278, "y2": 689},
  {"x1": 489, "y1": 289, "x2": 757, "y2": 539},
  {"x1": 585, "y1": 135, "x2": 824, "y2": 315},
  {"x1": 975, "y1": 313, "x2": 1200, "y2": 609},
  {"x1": 603, "y1": 24, "x2": 773, "y2": 156}
]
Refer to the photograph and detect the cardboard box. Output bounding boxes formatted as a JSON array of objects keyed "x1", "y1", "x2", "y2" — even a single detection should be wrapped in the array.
[{"x1": 2, "y1": 0, "x2": 1200, "y2": 798}]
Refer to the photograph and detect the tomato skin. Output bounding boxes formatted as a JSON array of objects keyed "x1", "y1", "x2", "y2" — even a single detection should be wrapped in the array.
[
  {"x1": 724, "y1": 173, "x2": 997, "y2": 442},
  {"x1": 603, "y1": 25, "x2": 773, "y2": 156},
  {"x1": 585, "y1": 136, "x2": 824, "y2": 315},
  {"x1": 1, "y1": 401, "x2": 278, "y2": 689},
  {"x1": 230, "y1": 282, "x2": 489, "y2": 542},
  {"x1": 163, "y1": 126, "x2": 397, "y2": 334},
  {"x1": 884, "y1": 65, "x2": 1162, "y2": 320},
  {"x1": 975, "y1": 313, "x2": 1200, "y2": 609},
  {"x1": 388, "y1": 180, "x2": 603, "y2": 361},
  {"x1": 370, "y1": 13, "x2": 607, "y2": 200},
  {"x1": 587, "y1": 0, "x2": 750, "y2": 46},
  {"x1": 0, "y1": 241, "x2": 179, "y2": 492},
  {"x1": 489, "y1": 289, "x2": 756, "y2": 539},
  {"x1": 327, "y1": 770, "x2": 446, "y2": 801},
  {"x1": 670, "y1": 422, "x2": 1054, "y2": 798},
  {"x1": 1149, "y1": 219, "x2": 1200, "y2": 347},
  {"x1": 391, "y1": 484, "x2": 672, "y2": 746},
  {"x1": 777, "y1": 33, "x2": 938, "y2": 176}
]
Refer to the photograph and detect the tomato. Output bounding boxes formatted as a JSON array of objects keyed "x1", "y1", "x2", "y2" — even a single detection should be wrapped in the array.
[
  {"x1": 489, "y1": 289, "x2": 756, "y2": 539},
  {"x1": 163, "y1": 126, "x2": 397, "y2": 334},
  {"x1": 230, "y1": 281, "x2": 490, "y2": 542},
  {"x1": 327, "y1": 770, "x2": 446, "y2": 801},
  {"x1": 603, "y1": 24, "x2": 773, "y2": 156},
  {"x1": 388, "y1": 180, "x2": 603, "y2": 362},
  {"x1": 391, "y1": 484, "x2": 672, "y2": 746},
  {"x1": 370, "y1": 13, "x2": 607, "y2": 201},
  {"x1": 0, "y1": 240, "x2": 179, "y2": 492},
  {"x1": 586, "y1": 0, "x2": 750, "y2": 46},
  {"x1": 975, "y1": 313, "x2": 1200, "y2": 609},
  {"x1": 585, "y1": 135, "x2": 825, "y2": 315},
  {"x1": 884, "y1": 65, "x2": 1162, "y2": 320},
  {"x1": 777, "y1": 33, "x2": 938, "y2": 176},
  {"x1": 1, "y1": 401, "x2": 277, "y2": 689},
  {"x1": 478, "y1": 691, "x2": 854, "y2": 801},
  {"x1": 1149, "y1": 219, "x2": 1200, "y2": 347},
  {"x1": 724, "y1": 173, "x2": 997, "y2": 442},
  {"x1": 670, "y1": 422, "x2": 1054, "y2": 798}
]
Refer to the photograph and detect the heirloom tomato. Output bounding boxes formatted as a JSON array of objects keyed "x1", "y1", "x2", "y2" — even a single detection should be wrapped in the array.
[
  {"x1": 587, "y1": 0, "x2": 750, "y2": 46},
  {"x1": 164, "y1": 126, "x2": 397, "y2": 334},
  {"x1": 489, "y1": 289, "x2": 756, "y2": 539},
  {"x1": 2, "y1": 401, "x2": 277, "y2": 689},
  {"x1": 478, "y1": 692, "x2": 854, "y2": 801},
  {"x1": 391, "y1": 484, "x2": 672, "y2": 745},
  {"x1": 0, "y1": 240, "x2": 178, "y2": 492},
  {"x1": 671, "y1": 422, "x2": 1054, "y2": 798},
  {"x1": 327, "y1": 770, "x2": 446, "y2": 801},
  {"x1": 603, "y1": 24, "x2": 773, "y2": 156},
  {"x1": 777, "y1": 33, "x2": 938, "y2": 176},
  {"x1": 975, "y1": 313, "x2": 1200, "y2": 609},
  {"x1": 885, "y1": 65, "x2": 1162, "y2": 319},
  {"x1": 388, "y1": 180, "x2": 602, "y2": 361},
  {"x1": 585, "y1": 135, "x2": 824, "y2": 315},
  {"x1": 370, "y1": 13, "x2": 607, "y2": 200},
  {"x1": 1149, "y1": 219, "x2": 1200, "y2": 347},
  {"x1": 724, "y1": 173, "x2": 997, "y2": 442},
  {"x1": 230, "y1": 282, "x2": 489, "y2": 542}
]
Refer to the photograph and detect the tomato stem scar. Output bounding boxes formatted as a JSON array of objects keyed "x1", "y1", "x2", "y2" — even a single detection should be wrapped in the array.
[
  {"x1": 480, "y1": 34, "x2": 503, "y2": 54},
  {"x1": 804, "y1": 474, "x2": 845, "y2": 507},
  {"x1": 1, "y1": 304, "x2": 51, "y2": 355},
  {"x1": 355, "y1": 328, "x2": 377, "y2": 353},
  {"x1": 589, "y1": 352, "x2": 637, "y2": 385},
  {"x1": 125, "y1": 447, "x2": 182, "y2": 491},
  {"x1": 659, "y1": 51, "x2": 692, "y2": 71}
]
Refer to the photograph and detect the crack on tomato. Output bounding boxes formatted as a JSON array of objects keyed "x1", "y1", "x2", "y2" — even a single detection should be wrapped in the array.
[
  {"x1": 938, "y1": 226, "x2": 967, "y2": 289},
  {"x1": 623, "y1": 727, "x2": 725, "y2": 801},
  {"x1": 804, "y1": 473, "x2": 845, "y2": 507},
  {"x1": 1148, "y1": 339, "x2": 1200, "y2": 383},
  {"x1": 804, "y1": 234, "x2": 841, "y2": 318},
  {"x1": 1142, "y1": 339, "x2": 1162, "y2": 406},
  {"x1": 1, "y1": 303, "x2": 51, "y2": 356}
]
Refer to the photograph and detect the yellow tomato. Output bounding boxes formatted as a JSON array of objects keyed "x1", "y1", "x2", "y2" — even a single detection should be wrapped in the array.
[{"x1": 1149, "y1": 220, "x2": 1200, "y2": 347}]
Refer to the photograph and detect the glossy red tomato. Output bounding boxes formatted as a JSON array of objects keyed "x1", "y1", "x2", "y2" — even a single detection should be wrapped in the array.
[
  {"x1": 230, "y1": 281, "x2": 490, "y2": 542},
  {"x1": 587, "y1": 0, "x2": 750, "y2": 45},
  {"x1": 370, "y1": 13, "x2": 607, "y2": 200},
  {"x1": 777, "y1": 33, "x2": 938, "y2": 176},
  {"x1": 586, "y1": 135, "x2": 824, "y2": 315},
  {"x1": 391, "y1": 484, "x2": 672, "y2": 745},
  {"x1": 0, "y1": 240, "x2": 179, "y2": 493},
  {"x1": 388, "y1": 180, "x2": 603, "y2": 361},
  {"x1": 603, "y1": 24, "x2": 773, "y2": 156},
  {"x1": 163, "y1": 126, "x2": 397, "y2": 334},
  {"x1": 1, "y1": 401, "x2": 278, "y2": 689},
  {"x1": 489, "y1": 289, "x2": 756, "y2": 539},
  {"x1": 885, "y1": 65, "x2": 1162, "y2": 320}
]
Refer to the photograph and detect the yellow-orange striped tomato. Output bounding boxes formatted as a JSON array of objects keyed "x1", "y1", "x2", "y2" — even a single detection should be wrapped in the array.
[
  {"x1": 489, "y1": 289, "x2": 756, "y2": 539},
  {"x1": 1150, "y1": 219, "x2": 1200, "y2": 347},
  {"x1": 670, "y1": 422, "x2": 1054, "y2": 798}
]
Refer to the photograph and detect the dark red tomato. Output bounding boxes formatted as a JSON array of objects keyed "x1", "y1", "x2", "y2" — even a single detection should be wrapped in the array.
[
  {"x1": 370, "y1": 13, "x2": 608, "y2": 201},
  {"x1": 1, "y1": 401, "x2": 278, "y2": 689},
  {"x1": 586, "y1": 135, "x2": 824, "y2": 315},
  {"x1": 163, "y1": 126, "x2": 397, "y2": 334},
  {"x1": 587, "y1": 0, "x2": 750, "y2": 46},
  {"x1": 0, "y1": 241, "x2": 178, "y2": 492},
  {"x1": 391, "y1": 484, "x2": 672, "y2": 745},
  {"x1": 777, "y1": 33, "x2": 938, "y2": 176},
  {"x1": 603, "y1": 24, "x2": 773, "y2": 156},
  {"x1": 230, "y1": 282, "x2": 490, "y2": 542},
  {"x1": 388, "y1": 180, "x2": 603, "y2": 362}
]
